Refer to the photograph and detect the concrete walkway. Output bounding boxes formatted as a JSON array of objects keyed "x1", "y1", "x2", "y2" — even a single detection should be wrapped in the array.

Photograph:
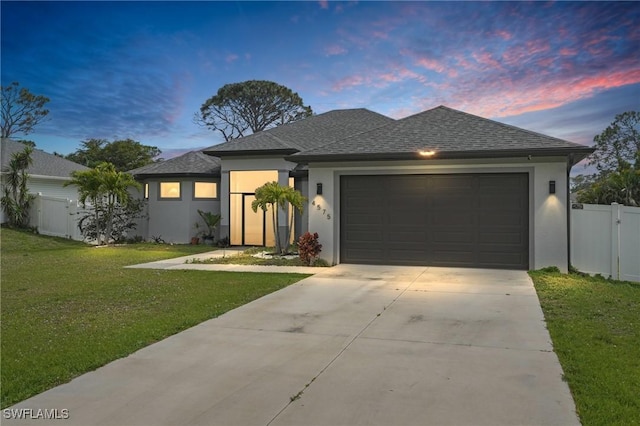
[{"x1": 5, "y1": 265, "x2": 579, "y2": 425}]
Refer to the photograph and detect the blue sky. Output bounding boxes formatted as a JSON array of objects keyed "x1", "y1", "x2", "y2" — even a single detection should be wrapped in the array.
[{"x1": 2, "y1": 1, "x2": 639, "y2": 166}]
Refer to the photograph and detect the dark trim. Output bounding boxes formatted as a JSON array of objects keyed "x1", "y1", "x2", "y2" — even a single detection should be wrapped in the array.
[
  {"x1": 157, "y1": 181, "x2": 182, "y2": 201},
  {"x1": 192, "y1": 181, "x2": 219, "y2": 200},
  {"x1": 566, "y1": 156, "x2": 574, "y2": 273},
  {"x1": 289, "y1": 169, "x2": 309, "y2": 178},
  {"x1": 288, "y1": 147, "x2": 595, "y2": 165},
  {"x1": 132, "y1": 172, "x2": 220, "y2": 180},
  {"x1": 203, "y1": 148, "x2": 298, "y2": 157}
]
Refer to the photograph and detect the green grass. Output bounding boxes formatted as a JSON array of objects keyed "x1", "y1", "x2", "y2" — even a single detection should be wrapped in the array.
[
  {"x1": 0, "y1": 228, "x2": 309, "y2": 408},
  {"x1": 530, "y1": 269, "x2": 640, "y2": 425},
  {"x1": 192, "y1": 246, "x2": 329, "y2": 267}
]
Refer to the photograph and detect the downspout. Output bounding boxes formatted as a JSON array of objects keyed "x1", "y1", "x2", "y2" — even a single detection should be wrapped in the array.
[{"x1": 566, "y1": 155, "x2": 572, "y2": 272}]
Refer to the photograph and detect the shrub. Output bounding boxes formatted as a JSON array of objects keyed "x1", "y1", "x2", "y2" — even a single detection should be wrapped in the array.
[{"x1": 298, "y1": 232, "x2": 322, "y2": 266}]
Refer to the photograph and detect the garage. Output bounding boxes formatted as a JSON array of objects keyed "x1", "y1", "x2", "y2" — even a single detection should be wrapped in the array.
[{"x1": 340, "y1": 173, "x2": 529, "y2": 269}]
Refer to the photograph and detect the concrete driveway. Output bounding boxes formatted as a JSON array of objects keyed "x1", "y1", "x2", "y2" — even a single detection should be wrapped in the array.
[{"x1": 5, "y1": 265, "x2": 579, "y2": 426}]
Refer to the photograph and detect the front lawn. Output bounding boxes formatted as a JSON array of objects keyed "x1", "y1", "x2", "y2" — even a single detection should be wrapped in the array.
[
  {"x1": 0, "y1": 229, "x2": 309, "y2": 408},
  {"x1": 530, "y1": 269, "x2": 640, "y2": 425}
]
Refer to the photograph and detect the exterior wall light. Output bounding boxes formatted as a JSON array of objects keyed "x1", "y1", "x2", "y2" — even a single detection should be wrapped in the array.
[
  {"x1": 549, "y1": 180, "x2": 556, "y2": 194},
  {"x1": 419, "y1": 150, "x2": 436, "y2": 157},
  {"x1": 316, "y1": 183, "x2": 323, "y2": 195}
]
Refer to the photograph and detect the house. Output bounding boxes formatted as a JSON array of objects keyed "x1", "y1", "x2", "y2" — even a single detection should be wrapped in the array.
[
  {"x1": 0, "y1": 138, "x2": 89, "y2": 224},
  {"x1": 129, "y1": 106, "x2": 594, "y2": 272}
]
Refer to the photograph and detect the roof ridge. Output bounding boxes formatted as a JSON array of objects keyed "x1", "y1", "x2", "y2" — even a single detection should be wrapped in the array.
[{"x1": 294, "y1": 112, "x2": 396, "y2": 154}]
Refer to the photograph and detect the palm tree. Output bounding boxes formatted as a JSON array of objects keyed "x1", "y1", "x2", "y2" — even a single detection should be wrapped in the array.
[
  {"x1": 1, "y1": 145, "x2": 34, "y2": 227},
  {"x1": 66, "y1": 162, "x2": 140, "y2": 244},
  {"x1": 251, "y1": 181, "x2": 306, "y2": 254}
]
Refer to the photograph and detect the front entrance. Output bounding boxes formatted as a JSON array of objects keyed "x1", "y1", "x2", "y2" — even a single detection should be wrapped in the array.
[
  {"x1": 230, "y1": 193, "x2": 275, "y2": 246},
  {"x1": 229, "y1": 170, "x2": 297, "y2": 247},
  {"x1": 229, "y1": 170, "x2": 279, "y2": 246}
]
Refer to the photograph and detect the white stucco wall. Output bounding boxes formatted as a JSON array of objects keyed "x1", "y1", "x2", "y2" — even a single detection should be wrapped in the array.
[
  {"x1": 139, "y1": 178, "x2": 221, "y2": 244},
  {"x1": 307, "y1": 158, "x2": 570, "y2": 271}
]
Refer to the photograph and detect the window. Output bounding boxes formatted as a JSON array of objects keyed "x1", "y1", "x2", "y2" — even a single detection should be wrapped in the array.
[
  {"x1": 194, "y1": 182, "x2": 217, "y2": 199},
  {"x1": 159, "y1": 182, "x2": 181, "y2": 199},
  {"x1": 144, "y1": 183, "x2": 149, "y2": 199}
]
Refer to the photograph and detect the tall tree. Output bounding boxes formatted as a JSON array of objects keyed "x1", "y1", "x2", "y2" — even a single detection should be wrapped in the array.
[
  {"x1": 66, "y1": 138, "x2": 162, "y2": 171},
  {"x1": 576, "y1": 111, "x2": 640, "y2": 206},
  {"x1": 588, "y1": 111, "x2": 639, "y2": 175},
  {"x1": 1, "y1": 82, "x2": 50, "y2": 138},
  {"x1": 196, "y1": 80, "x2": 313, "y2": 141},
  {"x1": 65, "y1": 163, "x2": 141, "y2": 244},
  {"x1": 1, "y1": 146, "x2": 35, "y2": 227}
]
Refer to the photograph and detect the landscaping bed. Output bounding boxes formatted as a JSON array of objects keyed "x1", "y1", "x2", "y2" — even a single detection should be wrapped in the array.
[{"x1": 189, "y1": 246, "x2": 330, "y2": 267}]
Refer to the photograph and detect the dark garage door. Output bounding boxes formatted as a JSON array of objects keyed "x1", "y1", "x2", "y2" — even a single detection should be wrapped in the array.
[{"x1": 340, "y1": 174, "x2": 529, "y2": 269}]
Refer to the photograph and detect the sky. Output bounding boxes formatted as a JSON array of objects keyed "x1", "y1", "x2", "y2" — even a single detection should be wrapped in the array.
[{"x1": 1, "y1": 1, "x2": 639, "y2": 171}]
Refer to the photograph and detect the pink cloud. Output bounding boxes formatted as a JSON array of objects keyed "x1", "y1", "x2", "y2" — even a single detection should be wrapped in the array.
[
  {"x1": 332, "y1": 74, "x2": 367, "y2": 91},
  {"x1": 415, "y1": 57, "x2": 446, "y2": 73},
  {"x1": 447, "y1": 68, "x2": 640, "y2": 118},
  {"x1": 318, "y1": 0, "x2": 329, "y2": 10},
  {"x1": 324, "y1": 44, "x2": 347, "y2": 56},
  {"x1": 471, "y1": 51, "x2": 503, "y2": 70},
  {"x1": 494, "y1": 30, "x2": 513, "y2": 40},
  {"x1": 559, "y1": 48, "x2": 578, "y2": 56},
  {"x1": 225, "y1": 53, "x2": 239, "y2": 63},
  {"x1": 371, "y1": 30, "x2": 388, "y2": 40}
]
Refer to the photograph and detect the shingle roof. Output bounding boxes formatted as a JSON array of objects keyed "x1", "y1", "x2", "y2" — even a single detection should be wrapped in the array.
[
  {"x1": 1, "y1": 139, "x2": 89, "y2": 178},
  {"x1": 290, "y1": 106, "x2": 594, "y2": 163},
  {"x1": 203, "y1": 109, "x2": 394, "y2": 156},
  {"x1": 128, "y1": 150, "x2": 221, "y2": 178}
]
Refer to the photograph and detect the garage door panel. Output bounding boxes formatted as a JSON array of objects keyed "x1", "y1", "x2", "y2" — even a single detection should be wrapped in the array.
[
  {"x1": 478, "y1": 211, "x2": 526, "y2": 227},
  {"x1": 388, "y1": 250, "x2": 428, "y2": 262},
  {"x1": 432, "y1": 250, "x2": 476, "y2": 264},
  {"x1": 432, "y1": 211, "x2": 475, "y2": 227},
  {"x1": 341, "y1": 174, "x2": 528, "y2": 269},
  {"x1": 387, "y1": 231, "x2": 427, "y2": 244},
  {"x1": 479, "y1": 231, "x2": 525, "y2": 244},
  {"x1": 478, "y1": 252, "x2": 526, "y2": 266},
  {"x1": 345, "y1": 230, "x2": 383, "y2": 242},
  {"x1": 433, "y1": 230, "x2": 475, "y2": 243},
  {"x1": 431, "y1": 175, "x2": 474, "y2": 188},
  {"x1": 388, "y1": 212, "x2": 424, "y2": 226},
  {"x1": 344, "y1": 213, "x2": 383, "y2": 225},
  {"x1": 343, "y1": 248, "x2": 385, "y2": 262},
  {"x1": 343, "y1": 197, "x2": 373, "y2": 211}
]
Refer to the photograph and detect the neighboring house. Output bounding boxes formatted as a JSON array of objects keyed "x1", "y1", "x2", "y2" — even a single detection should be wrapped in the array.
[
  {"x1": 1, "y1": 138, "x2": 89, "y2": 224},
  {"x1": 129, "y1": 106, "x2": 594, "y2": 272}
]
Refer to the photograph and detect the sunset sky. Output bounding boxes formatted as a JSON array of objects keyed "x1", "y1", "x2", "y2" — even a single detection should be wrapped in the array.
[{"x1": 1, "y1": 1, "x2": 638, "y2": 167}]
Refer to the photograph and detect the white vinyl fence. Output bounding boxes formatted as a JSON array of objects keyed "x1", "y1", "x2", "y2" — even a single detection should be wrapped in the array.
[
  {"x1": 571, "y1": 203, "x2": 640, "y2": 283},
  {"x1": 29, "y1": 194, "x2": 88, "y2": 241}
]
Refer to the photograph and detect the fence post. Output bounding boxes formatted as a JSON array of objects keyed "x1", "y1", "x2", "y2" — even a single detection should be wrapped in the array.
[
  {"x1": 66, "y1": 199, "x2": 73, "y2": 239},
  {"x1": 36, "y1": 192, "x2": 44, "y2": 231},
  {"x1": 610, "y1": 203, "x2": 620, "y2": 280}
]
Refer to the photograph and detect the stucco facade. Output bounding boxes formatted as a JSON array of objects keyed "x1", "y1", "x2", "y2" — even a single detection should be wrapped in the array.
[
  {"x1": 138, "y1": 177, "x2": 221, "y2": 244},
  {"x1": 307, "y1": 158, "x2": 570, "y2": 272}
]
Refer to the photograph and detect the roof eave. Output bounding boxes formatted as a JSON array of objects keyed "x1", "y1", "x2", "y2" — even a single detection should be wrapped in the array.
[
  {"x1": 203, "y1": 148, "x2": 299, "y2": 157},
  {"x1": 289, "y1": 147, "x2": 596, "y2": 164},
  {"x1": 131, "y1": 171, "x2": 221, "y2": 180}
]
